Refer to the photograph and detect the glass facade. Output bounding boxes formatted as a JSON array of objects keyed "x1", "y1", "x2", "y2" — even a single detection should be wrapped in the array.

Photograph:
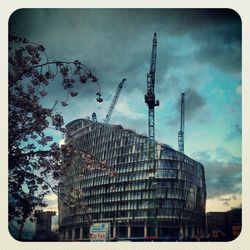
[{"x1": 58, "y1": 119, "x2": 206, "y2": 241}]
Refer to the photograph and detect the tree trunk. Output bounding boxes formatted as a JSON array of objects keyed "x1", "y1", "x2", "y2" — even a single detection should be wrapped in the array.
[{"x1": 18, "y1": 220, "x2": 25, "y2": 241}]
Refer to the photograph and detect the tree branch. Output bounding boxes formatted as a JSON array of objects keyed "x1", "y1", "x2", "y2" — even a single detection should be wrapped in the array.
[{"x1": 11, "y1": 150, "x2": 51, "y2": 159}]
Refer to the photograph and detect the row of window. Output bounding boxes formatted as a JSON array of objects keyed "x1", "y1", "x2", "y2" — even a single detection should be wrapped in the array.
[
  {"x1": 65, "y1": 160, "x2": 205, "y2": 190},
  {"x1": 69, "y1": 122, "x2": 203, "y2": 173},
  {"x1": 75, "y1": 171, "x2": 203, "y2": 192},
  {"x1": 60, "y1": 121, "x2": 206, "y2": 230}
]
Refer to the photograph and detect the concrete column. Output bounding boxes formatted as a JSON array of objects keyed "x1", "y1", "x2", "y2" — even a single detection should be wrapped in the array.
[
  {"x1": 113, "y1": 224, "x2": 116, "y2": 239},
  {"x1": 197, "y1": 226, "x2": 200, "y2": 236},
  {"x1": 201, "y1": 226, "x2": 205, "y2": 238},
  {"x1": 144, "y1": 221, "x2": 147, "y2": 238},
  {"x1": 197, "y1": 226, "x2": 201, "y2": 241},
  {"x1": 128, "y1": 224, "x2": 131, "y2": 239},
  {"x1": 179, "y1": 227, "x2": 184, "y2": 240},
  {"x1": 191, "y1": 226, "x2": 195, "y2": 238},
  {"x1": 65, "y1": 230, "x2": 69, "y2": 241},
  {"x1": 80, "y1": 227, "x2": 83, "y2": 240},
  {"x1": 72, "y1": 228, "x2": 75, "y2": 241},
  {"x1": 185, "y1": 226, "x2": 188, "y2": 238},
  {"x1": 59, "y1": 232, "x2": 63, "y2": 241}
]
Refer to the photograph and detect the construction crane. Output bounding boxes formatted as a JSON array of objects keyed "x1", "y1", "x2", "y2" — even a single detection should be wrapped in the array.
[
  {"x1": 104, "y1": 78, "x2": 126, "y2": 124},
  {"x1": 144, "y1": 32, "x2": 159, "y2": 238},
  {"x1": 178, "y1": 93, "x2": 185, "y2": 153},
  {"x1": 178, "y1": 93, "x2": 185, "y2": 240},
  {"x1": 145, "y1": 33, "x2": 159, "y2": 142}
]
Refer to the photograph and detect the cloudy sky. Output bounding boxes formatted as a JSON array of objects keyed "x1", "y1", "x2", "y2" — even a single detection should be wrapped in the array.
[{"x1": 9, "y1": 9, "x2": 241, "y2": 228}]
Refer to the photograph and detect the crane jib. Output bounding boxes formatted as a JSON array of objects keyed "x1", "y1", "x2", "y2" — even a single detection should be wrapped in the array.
[{"x1": 104, "y1": 78, "x2": 126, "y2": 124}]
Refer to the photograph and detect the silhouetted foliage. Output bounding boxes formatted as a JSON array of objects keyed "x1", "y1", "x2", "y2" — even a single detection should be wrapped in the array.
[{"x1": 8, "y1": 33, "x2": 105, "y2": 239}]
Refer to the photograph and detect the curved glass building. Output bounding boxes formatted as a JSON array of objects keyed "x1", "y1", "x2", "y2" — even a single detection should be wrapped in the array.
[{"x1": 58, "y1": 118, "x2": 206, "y2": 241}]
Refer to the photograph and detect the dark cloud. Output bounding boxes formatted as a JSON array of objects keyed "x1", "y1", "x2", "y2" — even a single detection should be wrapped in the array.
[
  {"x1": 165, "y1": 87, "x2": 207, "y2": 128},
  {"x1": 218, "y1": 195, "x2": 237, "y2": 202},
  {"x1": 9, "y1": 9, "x2": 241, "y2": 97},
  {"x1": 9, "y1": 9, "x2": 240, "y2": 130},
  {"x1": 225, "y1": 123, "x2": 242, "y2": 141},
  {"x1": 9, "y1": 8, "x2": 241, "y2": 141},
  {"x1": 192, "y1": 150, "x2": 212, "y2": 161},
  {"x1": 160, "y1": 9, "x2": 240, "y2": 37},
  {"x1": 112, "y1": 112, "x2": 147, "y2": 133},
  {"x1": 8, "y1": 8, "x2": 241, "y2": 152},
  {"x1": 218, "y1": 198, "x2": 231, "y2": 202},
  {"x1": 195, "y1": 42, "x2": 241, "y2": 74},
  {"x1": 165, "y1": 10, "x2": 241, "y2": 74},
  {"x1": 204, "y1": 160, "x2": 241, "y2": 199},
  {"x1": 165, "y1": 116, "x2": 179, "y2": 129},
  {"x1": 185, "y1": 88, "x2": 207, "y2": 119},
  {"x1": 216, "y1": 147, "x2": 235, "y2": 160},
  {"x1": 153, "y1": 9, "x2": 241, "y2": 75},
  {"x1": 193, "y1": 149, "x2": 241, "y2": 199}
]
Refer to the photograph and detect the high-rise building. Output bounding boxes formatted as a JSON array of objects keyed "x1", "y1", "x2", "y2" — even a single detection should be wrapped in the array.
[
  {"x1": 33, "y1": 211, "x2": 55, "y2": 241},
  {"x1": 58, "y1": 118, "x2": 206, "y2": 241}
]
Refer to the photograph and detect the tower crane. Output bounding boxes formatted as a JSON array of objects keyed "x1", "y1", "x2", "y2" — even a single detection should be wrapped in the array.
[
  {"x1": 144, "y1": 32, "x2": 159, "y2": 238},
  {"x1": 104, "y1": 78, "x2": 126, "y2": 124},
  {"x1": 145, "y1": 33, "x2": 159, "y2": 142},
  {"x1": 178, "y1": 93, "x2": 185, "y2": 153},
  {"x1": 178, "y1": 93, "x2": 185, "y2": 240}
]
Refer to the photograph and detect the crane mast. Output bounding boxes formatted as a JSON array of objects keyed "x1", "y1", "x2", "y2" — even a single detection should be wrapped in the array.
[
  {"x1": 104, "y1": 78, "x2": 126, "y2": 124},
  {"x1": 145, "y1": 33, "x2": 159, "y2": 141},
  {"x1": 178, "y1": 93, "x2": 185, "y2": 153},
  {"x1": 144, "y1": 33, "x2": 159, "y2": 238}
]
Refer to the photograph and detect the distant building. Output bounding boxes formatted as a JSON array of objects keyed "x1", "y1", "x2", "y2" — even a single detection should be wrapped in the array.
[
  {"x1": 33, "y1": 211, "x2": 55, "y2": 241},
  {"x1": 58, "y1": 118, "x2": 207, "y2": 241},
  {"x1": 206, "y1": 208, "x2": 241, "y2": 241}
]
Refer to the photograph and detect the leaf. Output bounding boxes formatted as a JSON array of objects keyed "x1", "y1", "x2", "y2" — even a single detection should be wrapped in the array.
[
  {"x1": 61, "y1": 101, "x2": 68, "y2": 107},
  {"x1": 42, "y1": 185, "x2": 49, "y2": 190},
  {"x1": 79, "y1": 75, "x2": 87, "y2": 84},
  {"x1": 37, "y1": 178, "x2": 43, "y2": 185},
  {"x1": 28, "y1": 180, "x2": 36, "y2": 186},
  {"x1": 37, "y1": 45, "x2": 45, "y2": 52},
  {"x1": 70, "y1": 91, "x2": 78, "y2": 97},
  {"x1": 25, "y1": 44, "x2": 36, "y2": 55},
  {"x1": 39, "y1": 90, "x2": 48, "y2": 97},
  {"x1": 31, "y1": 78, "x2": 39, "y2": 86},
  {"x1": 92, "y1": 76, "x2": 98, "y2": 82},
  {"x1": 27, "y1": 144, "x2": 36, "y2": 150},
  {"x1": 45, "y1": 71, "x2": 51, "y2": 79},
  {"x1": 27, "y1": 85, "x2": 35, "y2": 94},
  {"x1": 46, "y1": 136, "x2": 53, "y2": 142}
]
